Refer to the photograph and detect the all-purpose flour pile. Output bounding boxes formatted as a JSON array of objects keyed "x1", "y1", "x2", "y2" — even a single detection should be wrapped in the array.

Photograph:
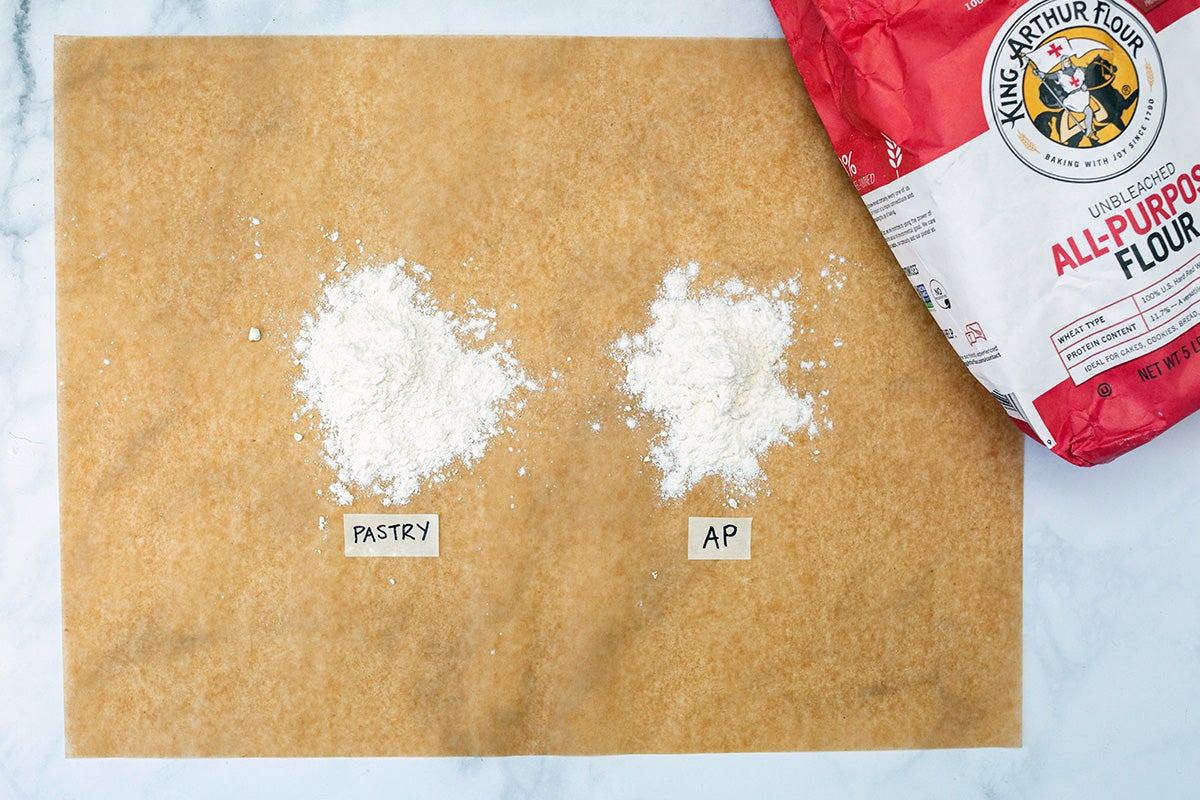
[
  {"x1": 614, "y1": 263, "x2": 828, "y2": 501},
  {"x1": 294, "y1": 261, "x2": 533, "y2": 505}
]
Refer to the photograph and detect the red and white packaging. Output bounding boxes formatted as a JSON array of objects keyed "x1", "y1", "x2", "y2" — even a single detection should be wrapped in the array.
[{"x1": 772, "y1": 0, "x2": 1200, "y2": 465}]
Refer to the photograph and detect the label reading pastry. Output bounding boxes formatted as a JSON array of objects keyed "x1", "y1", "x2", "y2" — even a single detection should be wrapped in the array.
[{"x1": 343, "y1": 513, "x2": 439, "y2": 557}]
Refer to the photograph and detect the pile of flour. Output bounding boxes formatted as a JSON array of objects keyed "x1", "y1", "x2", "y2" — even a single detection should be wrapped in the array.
[
  {"x1": 615, "y1": 263, "x2": 819, "y2": 500},
  {"x1": 294, "y1": 261, "x2": 530, "y2": 505}
]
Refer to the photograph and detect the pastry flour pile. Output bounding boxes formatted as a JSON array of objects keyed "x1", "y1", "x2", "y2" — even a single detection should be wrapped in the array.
[
  {"x1": 294, "y1": 261, "x2": 530, "y2": 506},
  {"x1": 615, "y1": 263, "x2": 819, "y2": 499}
]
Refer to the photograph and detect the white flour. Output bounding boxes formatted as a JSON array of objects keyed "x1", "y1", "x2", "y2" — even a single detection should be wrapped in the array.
[
  {"x1": 294, "y1": 261, "x2": 530, "y2": 506},
  {"x1": 615, "y1": 263, "x2": 821, "y2": 500}
]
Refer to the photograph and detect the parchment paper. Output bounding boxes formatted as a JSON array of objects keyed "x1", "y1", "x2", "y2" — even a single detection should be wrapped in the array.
[{"x1": 56, "y1": 36, "x2": 1022, "y2": 756}]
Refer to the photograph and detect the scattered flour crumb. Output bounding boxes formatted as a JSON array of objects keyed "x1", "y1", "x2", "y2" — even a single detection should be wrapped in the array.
[{"x1": 248, "y1": 327, "x2": 261, "y2": 342}]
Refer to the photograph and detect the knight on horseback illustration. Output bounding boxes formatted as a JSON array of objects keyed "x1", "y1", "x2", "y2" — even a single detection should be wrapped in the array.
[{"x1": 1020, "y1": 35, "x2": 1139, "y2": 148}]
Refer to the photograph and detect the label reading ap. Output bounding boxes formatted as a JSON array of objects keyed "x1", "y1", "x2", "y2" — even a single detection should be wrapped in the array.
[
  {"x1": 344, "y1": 514, "x2": 439, "y2": 557},
  {"x1": 688, "y1": 517, "x2": 752, "y2": 560}
]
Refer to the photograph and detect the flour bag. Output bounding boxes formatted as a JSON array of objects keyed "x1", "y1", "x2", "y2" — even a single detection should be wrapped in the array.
[{"x1": 772, "y1": 0, "x2": 1200, "y2": 464}]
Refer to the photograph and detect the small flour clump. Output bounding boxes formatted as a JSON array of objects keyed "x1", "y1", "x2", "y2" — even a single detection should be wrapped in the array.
[
  {"x1": 615, "y1": 263, "x2": 818, "y2": 499},
  {"x1": 295, "y1": 260, "x2": 531, "y2": 505}
]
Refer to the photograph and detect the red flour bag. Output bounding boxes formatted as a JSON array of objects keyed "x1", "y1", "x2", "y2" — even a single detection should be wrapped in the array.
[{"x1": 772, "y1": 0, "x2": 1200, "y2": 464}]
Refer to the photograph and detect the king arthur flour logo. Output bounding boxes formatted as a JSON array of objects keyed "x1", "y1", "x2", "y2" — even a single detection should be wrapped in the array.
[{"x1": 985, "y1": 0, "x2": 1166, "y2": 183}]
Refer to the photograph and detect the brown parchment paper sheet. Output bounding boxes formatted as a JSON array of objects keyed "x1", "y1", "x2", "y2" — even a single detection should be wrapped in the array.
[{"x1": 55, "y1": 36, "x2": 1022, "y2": 756}]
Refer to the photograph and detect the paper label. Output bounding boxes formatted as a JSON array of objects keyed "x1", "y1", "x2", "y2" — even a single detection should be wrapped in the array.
[
  {"x1": 343, "y1": 514, "x2": 439, "y2": 557},
  {"x1": 687, "y1": 517, "x2": 752, "y2": 560}
]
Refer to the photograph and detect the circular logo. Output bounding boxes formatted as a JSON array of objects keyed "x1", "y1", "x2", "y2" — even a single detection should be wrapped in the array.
[
  {"x1": 928, "y1": 279, "x2": 951, "y2": 309},
  {"x1": 984, "y1": 0, "x2": 1166, "y2": 183}
]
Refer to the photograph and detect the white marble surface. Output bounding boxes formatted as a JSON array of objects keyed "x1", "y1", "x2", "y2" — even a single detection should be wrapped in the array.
[{"x1": 3, "y1": 1, "x2": 1199, "y2": 797}]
